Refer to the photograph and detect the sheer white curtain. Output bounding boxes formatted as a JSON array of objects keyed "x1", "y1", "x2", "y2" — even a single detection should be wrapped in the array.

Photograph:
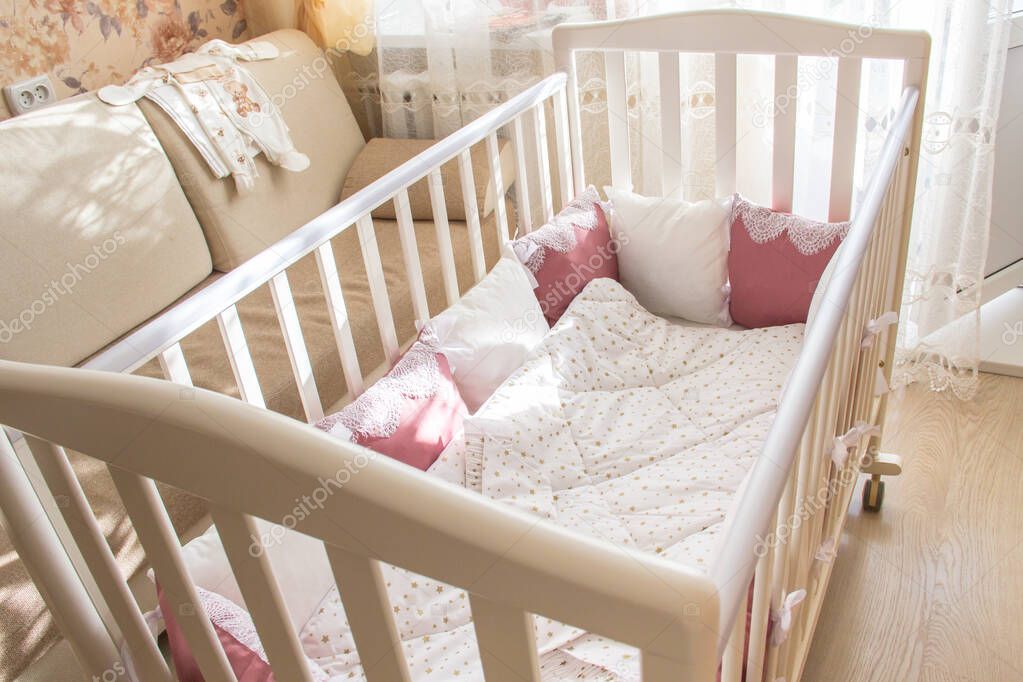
[{"x1": 369, "y1": 0, "x2": 1013, "y2": 399}]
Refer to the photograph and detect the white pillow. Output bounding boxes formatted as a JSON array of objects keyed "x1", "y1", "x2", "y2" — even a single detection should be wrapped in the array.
[
  {"x1": 428, "y1": 256, "x2": 548, "y2": 412},
  {"x1": 604, "y1": 186, "x2": 732, "y2": 325}
]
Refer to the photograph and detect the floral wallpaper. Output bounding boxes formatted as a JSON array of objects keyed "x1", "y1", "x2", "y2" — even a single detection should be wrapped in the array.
[{"x1": 0, "y1": 0, "x2": 249, "y2": 119}]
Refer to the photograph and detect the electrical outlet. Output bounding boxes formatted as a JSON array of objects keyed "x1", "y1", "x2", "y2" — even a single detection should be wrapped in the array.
[{"x1": 3, "y1": 75, "x2": 56, "y2": 116}]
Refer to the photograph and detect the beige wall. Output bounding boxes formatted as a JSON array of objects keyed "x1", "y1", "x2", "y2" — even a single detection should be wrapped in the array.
[{"x1": 0, "y1": 0, "x2": 250, "y2": 120}]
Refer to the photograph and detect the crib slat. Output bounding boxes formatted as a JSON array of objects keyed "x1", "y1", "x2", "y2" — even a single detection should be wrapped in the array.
[
  {"x1": 564, "y1": 52, "x2": 587, "y2": 194},
  {"x1": 0, "y1": 432, "x2": 124, "y2": 679},
  {"x1": 427, "y1": 169, "x2": 462, "y2": 305},
  {"x1": 764, "y1": 471, "x2": 796, "y2": 680},
  {"x1": 720, "y1": 583, "x2": 749, "y2": 682},
  {"x1": 24, "y1": 437, "x2": 173, "y2": 682},
  {"x1": 745, "y1": 545, "x2": 773, "y2": 680},
  {"x1": 605, "y1": 50, "x2": 632, "y2": 189},
  {"x1": 469, "y1": 595, "x2": 540, "y2": 682},
  {"x1": 270, "y1": 271, "x2": 324, "y2": 423},
  {"x1": 217, "y1": 305, "x2": 266, "y2": 409},
  {"x1": 829, "y1": 57, "x2": 863, "y2": 221},
  {"x1": 326, "y1": 546, "x2": 412, "y2": 682},
  {"x1": 357, "y1": 214, "x2": 400, "y2": 364},
  {"x1": 486, "y1": 132, "x2": 511, "y2": 243},
  {"x1": 659, "y1": 51, "x2": 683, "y2": 198},
  {"x1": 458, "y1": 149, "x2": 487, "y2": 282},
  {"x1": 715, "y1": 53, "x2": 738, "y2": 196},
  {"x1": 772, "y1": 55, "x2": 798, "y2": 212},
  {"x1": 211, "y1": 509, "x2": 316, "y2": 682},
  {"x1": 315, "y1": 241, "x2": 365, "y2": 397},
  {"x1": 511, "y1": 116, "x2": 534, "y2": 234},
  {"x1": 158, "y1": 342, "x2": 192, "y2": 387},
  {"x1": 532, "y1": 103, "x2": 555, "y2": 223},
  {"x1": 552, "y1": 88, "x2": 574, "y2": 209},
  {"x1": 107, "y1": 468, "x2": 237, "y2": 682},
  {"x1": 394, "y1": 187, "x2": 431, "y2": 325}
]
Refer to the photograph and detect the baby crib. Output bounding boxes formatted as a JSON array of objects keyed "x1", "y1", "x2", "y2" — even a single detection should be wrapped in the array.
[{"x1": 0, "y1": 10, "x2": 929, "y2": 682}]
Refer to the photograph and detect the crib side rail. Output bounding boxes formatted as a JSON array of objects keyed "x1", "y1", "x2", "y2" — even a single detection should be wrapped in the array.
[
  {"x1": 552, "y1": 9, "x2": 930, "y2": 199},
  {"x1": 711, "y1": 84, "x2": 921, "y2": 662},
  {"x1": 0, "y1": 71, "x2": 576, "y2": 682},
  {"x1": 81, "y1": 72, "x2": 569, "y2": 377},
  {"x1": 0, "y1": 359, "x2": 722, "y2": 681}
]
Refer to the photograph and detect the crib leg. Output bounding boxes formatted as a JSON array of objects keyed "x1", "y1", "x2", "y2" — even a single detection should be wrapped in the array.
[{"x1": 861, "y1": 450, "x2": 901, "y2": 512}]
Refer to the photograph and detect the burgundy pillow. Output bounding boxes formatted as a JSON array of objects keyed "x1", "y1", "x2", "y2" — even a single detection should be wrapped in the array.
[
  {"x1": 316, "y1": 329, "x2": 466, "y2": 471},
  {"x1": 159, "y1": 585, "x2": 326, "y2": 682},
  {"x1": 510, "y1": 185, "x2": 617, "y2": 325},
  {"x1": 727, "y1": 195, "x2": 849, "y2": 328}
]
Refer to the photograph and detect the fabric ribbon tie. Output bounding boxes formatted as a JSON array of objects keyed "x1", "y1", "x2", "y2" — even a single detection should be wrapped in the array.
[
  {"x1": 815, "y1": 538, "x2": 837, "y2": 563},
  {"x1": 861, "y1": 311, "x2": 899, "y2": 349},
  {"x1": 770, "y1": 589, "x2": 807, "y2": 646},
  {"x1": 874, "y1": 367, "x2": 890, "y2": 397},
  {"x1": 830, "y1": 421, "x2": 881, "y2": 468}
]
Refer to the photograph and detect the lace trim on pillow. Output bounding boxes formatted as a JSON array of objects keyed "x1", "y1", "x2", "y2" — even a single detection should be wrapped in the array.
[
  {"x1": 197, "y1": 587, "x2": 328, "y2": 681},
  {"x1": 317, "y1": 327, "x2": 443, "y2": 441},
  {"x1": 195, "y1": 586, "x2": 268, "y2": 662},
  {"x1": 515, "y1": 185, "x2": 604, "y2": 273},
  {"x1": 733, "y1": 194, "x2": 850, "y2": 256}
]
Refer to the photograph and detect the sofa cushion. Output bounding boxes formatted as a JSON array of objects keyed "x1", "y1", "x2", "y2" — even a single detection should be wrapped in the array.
[
  {"x1": 140, "y1": 29, "x2": 366, "y2": 271},
  {"x1": 0, "y1": 94, "x2": 213, "y2": 367},
  {"x1": 339, "y1": 137, "x2": 515, "y2": 221}
]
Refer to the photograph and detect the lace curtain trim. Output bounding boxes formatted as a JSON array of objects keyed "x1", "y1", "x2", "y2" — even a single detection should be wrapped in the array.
[
  {"x1": 733, "y1": 195, "x2": 850, "y2": 256},
  {"x1": 317, "y1": 327, "x2": 444, "y2": 440},
  {"x1": 893, "y1": 347, "x2": 980, "y2": 400}
]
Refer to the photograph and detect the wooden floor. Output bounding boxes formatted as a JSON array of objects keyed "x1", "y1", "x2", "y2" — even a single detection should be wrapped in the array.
[{"x1": 803, "y1": 373, "x2": 1023, "y2": 682}]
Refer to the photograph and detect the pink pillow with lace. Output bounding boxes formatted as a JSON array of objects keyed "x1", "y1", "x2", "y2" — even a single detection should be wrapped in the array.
[
  {"x1": 315, "y1": 328, "x2": 467, "y2": 470},
  {"x1": 159, "y1": 584, "x2": 327, "y2": 682},
  {"x1": 728, "y1": 195, "x2": 850, "y2": 328},
  {"x1": 510, "y1": 185, "x2": 617, "y2": 325}
]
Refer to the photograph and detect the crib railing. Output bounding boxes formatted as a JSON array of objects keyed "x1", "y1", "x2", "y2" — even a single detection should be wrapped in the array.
[
  {"x1": 0, "y1": 10, "x2": 928, "y2": 682},
  {"x1": 712, "y1": 87, "x2": 920, "y2": 681},
  {"x1": 0, "y1": 69, "x2": 585, "y2": 682},
  {"x1": 1, "y1": 67, "x2": 724, "y2": 682}
]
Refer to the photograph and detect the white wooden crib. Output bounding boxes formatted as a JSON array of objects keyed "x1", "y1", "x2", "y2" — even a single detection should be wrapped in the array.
[{"x1": 0, "y1": 10, "x2": 929, "y2": 682}]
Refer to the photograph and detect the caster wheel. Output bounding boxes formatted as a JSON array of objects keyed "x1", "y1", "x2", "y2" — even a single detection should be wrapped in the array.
[{"x1": 862, "y1": 478, "x2": 884, "y2": 512}]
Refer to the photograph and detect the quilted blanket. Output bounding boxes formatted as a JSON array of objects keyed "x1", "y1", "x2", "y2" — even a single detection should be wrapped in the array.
[{"x1": 298, "y1": 278, "x2": 804, "y2": 680}]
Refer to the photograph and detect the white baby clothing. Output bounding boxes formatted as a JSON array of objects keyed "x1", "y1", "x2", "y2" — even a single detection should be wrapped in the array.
[{"x1": 99, "y1": 39, "x2": 309, "y2": 193}]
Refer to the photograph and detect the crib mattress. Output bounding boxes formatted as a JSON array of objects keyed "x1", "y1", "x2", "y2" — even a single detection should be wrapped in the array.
[{"x1": 297, "y1": 279, "x2": 804, "y2": 680}]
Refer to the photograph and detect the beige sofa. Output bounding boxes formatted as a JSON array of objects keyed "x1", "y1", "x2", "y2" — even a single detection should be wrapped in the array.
[{"x1": 0, "y1": 29, "x2": 506, "y2": 679}]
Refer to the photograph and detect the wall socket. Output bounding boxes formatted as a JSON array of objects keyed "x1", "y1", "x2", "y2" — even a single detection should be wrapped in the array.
[{"x1": 3, "y1": 75, "x2": 57, "y2": 116}]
